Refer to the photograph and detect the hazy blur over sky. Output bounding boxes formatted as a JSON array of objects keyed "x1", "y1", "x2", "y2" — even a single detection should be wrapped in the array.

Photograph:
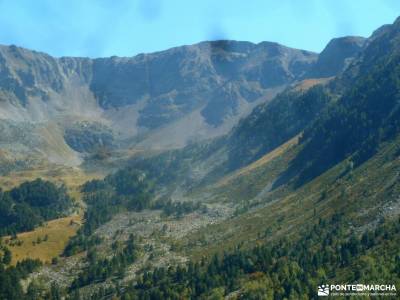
[{"x1": 0, "y1": 0, "x2": 399, "y2": 57}]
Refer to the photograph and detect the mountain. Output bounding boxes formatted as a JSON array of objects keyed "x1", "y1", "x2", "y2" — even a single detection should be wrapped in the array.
[
  {"x1": 0, "y1": 37, "x2": 363, "y2": 172},
  {"x1": 307, "y1": 36, "x2": 366, "y2": 78},
  {"x1": 102, "y1": 19, "x2": 400, "y2": 299},
  {"x1": 2, "y1": 17, "x2": 400, "y2": 300},
  {"x1": 139, "y1": 21, "x2": 396, "y2": 193},
  {"x1": 108, "y1": 16, "x2": 400, "y2": 266},
  {"x1": 277, "y1": 16, "x2": 400, "y2": 188}
]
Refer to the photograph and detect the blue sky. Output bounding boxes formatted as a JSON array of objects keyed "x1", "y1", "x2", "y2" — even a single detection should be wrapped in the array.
[{"x1": 0, "y1": 0, "x2": 399, "y2": 57}]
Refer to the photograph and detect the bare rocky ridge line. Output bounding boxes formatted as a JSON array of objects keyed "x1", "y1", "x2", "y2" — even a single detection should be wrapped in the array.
[{"x1": 0, "y1": 37, "x2": 365, "y2": 170}]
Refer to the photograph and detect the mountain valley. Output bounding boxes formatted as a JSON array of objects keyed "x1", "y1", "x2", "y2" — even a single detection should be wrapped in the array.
[{"x1": 0, "y1": 16, "x2": 399, "y2": 300}]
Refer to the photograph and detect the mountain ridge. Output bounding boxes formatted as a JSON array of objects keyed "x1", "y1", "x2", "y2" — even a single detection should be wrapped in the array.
[{"x1": 0, "y1": 36, "x2": 365, "y2": 172}]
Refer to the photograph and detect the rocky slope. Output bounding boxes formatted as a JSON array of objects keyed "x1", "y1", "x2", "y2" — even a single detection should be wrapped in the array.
[
  {"x1": 0, "y1": 37, "x2": 364, "y2": 170},
  {"x1": 308, "y1": 36, "x2": 366, "y2": 78}
]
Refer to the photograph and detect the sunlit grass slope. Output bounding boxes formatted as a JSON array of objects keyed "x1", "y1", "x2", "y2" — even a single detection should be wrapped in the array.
[{"x1": 4, "y1": 215, "x2": 81, "y2": 265}]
